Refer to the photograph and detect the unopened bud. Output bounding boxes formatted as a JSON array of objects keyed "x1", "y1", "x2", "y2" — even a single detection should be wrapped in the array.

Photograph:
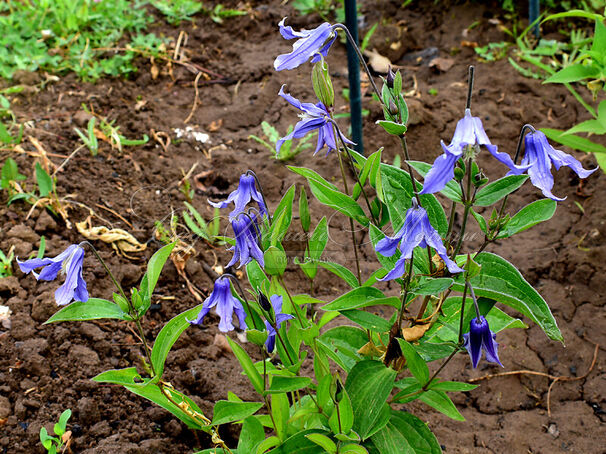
[
  {"x1": 386, "y1": 67, "x2": 396, "y2": 89},
  {"x1": 454, "y1": 166, "x2": 465, "y2": 181},
  {"x1": 473, "y1": 171, "x2": 488, "y2": 187},
  {"x1": 311, "y1": 59, "x2": 334, "y2": 108},
  {"x1": 389, "y1": 99, "x2": 398, "y2": 116},
  {"x1": 258, "y1": 293, "x2": 271, "y2": 312}
]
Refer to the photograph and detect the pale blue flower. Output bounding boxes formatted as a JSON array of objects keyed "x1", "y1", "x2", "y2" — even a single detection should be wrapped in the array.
[
  {"x1": 518, "y1": 130, "x2": 597, "y2": 201},
  {"x1": 274, "y1": 18, "x2": 336, "y2": 71},
  {"x1": 18, "y1": 244, "x2": 88, "y2": 306},
  {"x1": 263, "y1": 295, "x2": 294, "y2": 353},
  {"x1": 189, "y1": 277, "x2": 247, "y2": 332},
  {"x1": 209, "y1": 173, "x2": 267, "y2": 220},
  {"x1": 420, "y1": 109, "x2": 530, "y2": 195},
  {"x1": 227, "y1": 214, "x2": 264, "y2": 269},
  {"x1": 376, "y1": 201, "x2": 464, "y2": 280},
  {"x1": 276, "y1": 85, "x2": 353, "y2": 156}
]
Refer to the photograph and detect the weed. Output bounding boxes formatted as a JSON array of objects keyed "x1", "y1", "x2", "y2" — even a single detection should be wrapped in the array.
[
  {"x1": 249, "y1": 121, "x2": 314, "y2": 161},
  {"x1": 40, "y1": 409, "x2": 72, "y2": 454},
  {"x1": 0, "y1": 246, "x2": 14, "y2": 277}
]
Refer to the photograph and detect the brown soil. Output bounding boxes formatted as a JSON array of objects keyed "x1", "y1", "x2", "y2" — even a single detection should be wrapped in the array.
[{"x1": 1, "y1": 1, "x2": 605, "y2": 453}]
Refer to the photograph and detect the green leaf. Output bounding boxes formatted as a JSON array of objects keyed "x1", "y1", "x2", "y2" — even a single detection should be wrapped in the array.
[
  {"x1": 376, "y1": 120, "x2": 407, "y2": 136},
  {"x1": 498, "y1": 199, "x2": 557, "y2": 239},
  {"x1": 366, "y1": 410, "x2": 442, "y2": 454},
  {"x1": 227, "y1": 337, "x2": 265, "y2": 394},
  {"x1": 453, "y1": 252, "x2": 562, "y2": 342},
  {"x1": 418, "y1": 390, "x2": 464, "y2": 421},
  {"x1": 299, "y1": 186, "x2": 311, "y2": 232},
  {"x1": 341, "y1": 444, "x2": 369, "y2": 454},
  {"x1": 380, "y1": 164, "x2": 448, "y2": 235},
  {"x1": 143, "y1": 242, "x2": 176, "y2": 299},
  {"x1": 35, "y1": 162, "x2": 53, "y2": 197},
  {"x1": 269, "y1": 185, "x2": 295, "y2": 245},
  {"x1": 318, "y1": 326, "x2": 367, "y2": 372},
  {"x1": 44, "y1": 299, "x2": 129, "y2": 324},
  {"x1": 322, "y1": 287, "x2": 386, "y2": 311},
  {"x1": 544, "y1": 63, "x2": 600, "y2": 84},
  {"x1": 266, "y1": 376, "x2": 312, "y2": 394},
  {"x1": 328, "y1": 386, "x2": 354, "y2": 434},
  {"x1": 271, "y1": 392, "x2": 290, "y2": 442},
  {"x1": 238, "y1": 416, "x2": 265, "y2": 453},
  {"x1": 211, "y1": 400, "x2": 264, "y2": 425},
  {"x1": 264, "y1": 245, "x2": 287, "y2": 276},
  {"x1": 471, "y1": 209, "x2": 487, "y2": 234},
  {"x1": 429, "y1": 381, "x2": 478, "y2": 392},
  {"x1": 151, "y1": 304, "x2": 201, "y2": 378},
  {"x1": 541, "y1": 128, "x2": 606, "y2": 155},
  {"x1": 340, "y1": 309, "x2": 393, "y2": 332},
  {"x1": 474, "y1": 175, "x2": 528, "y2": 206},
  {"x1": 54, "y1": 409, "x2": 71, "y2": 437},
  {"x1": 289, "y1": 166, "x2": 368, "y2": 226},
  {"x1": 308, "y1": 217, "x2": 328, "y2": 260},
  {"x1": 345, "y1": 360, "x2": 397, "y2": 440},
  {"x1": 397, "y1": 340, "x2": 430, "y2": 384},
  {"x1": 411, "y1": 277, "x2": 454, "y2": 296},
  {"x1": 319, "y1": 261, "x2": 359, "y2": 288},
  {"x1": 126, "y1": 382, "x2": 207, "y2": 430},
  {"x1": 92, "y1": 367, "x2": 142, "y2": 386},
  {"x1": 306, "y1": 433, "x2": 337, "y2": 454},
  {"x1": 408, "y1": 161, "x2": 462, "y2": 202},
  {"x1": 268, "y1": 430, "x2": 331, "y2": 453}
]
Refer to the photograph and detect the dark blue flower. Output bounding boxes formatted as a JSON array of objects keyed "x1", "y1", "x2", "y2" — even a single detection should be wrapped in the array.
[
  {"x1": 227, "y1": 214, "x2": 264, "y2": 269},
  {"x1": 263, "y1": 295, "x2": 294, "y2": 352},
  {"x1": 463, "y1": 316, "x2": 503, "y2": 368},
  {"x1": 276, "y1": 85, "x2": 353, "y2": 156},
  {"x1": 376, "y1": 201, "x2": 464, "y2": 280},
  {"x1": 18, "y1": 244, "x2": 88, "y2": 306},
  {"x1": 209, "y1": 173, "x2": 268, "y2": 220},
  {"x1": 517, "y1": 130, "x2": 597, "y2": 201},
  {"x1": 274, "y1": 18, "x2": 336, "y2": 71},
  {"x1": 420, "y1": 109, "x2": 531, "y2": 195},
  {"x1": 189, "y1": 276, "x2": 247, "y2": 332}
]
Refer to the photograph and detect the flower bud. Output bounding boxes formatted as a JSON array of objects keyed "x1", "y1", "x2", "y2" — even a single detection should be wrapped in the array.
[
  {"x1": 311, "y1": 59, "x2": 334, "y2": 108},
  {"x1": 473, "y1": 171, "x2": 488, "y2": 187},
  {"x1": 388, "y1": 99, "x2": 398, "y2": 116},
  {"x1": 454, "y1": 166, "x2": 465, "y2": 182},
  {"x1": 386, "y1": 67, "x2": 396, "y2": 89},
  {"x1": 258, "y1": 292, "x2": 272, "y2": 312}
]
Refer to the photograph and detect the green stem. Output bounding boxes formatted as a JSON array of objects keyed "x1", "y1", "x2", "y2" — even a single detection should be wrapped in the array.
[{"x1": 458, "y1": 281, "x2": 470, "y2": 344}]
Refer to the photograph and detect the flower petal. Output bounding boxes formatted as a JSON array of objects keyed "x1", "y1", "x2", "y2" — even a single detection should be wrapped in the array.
[{"x1": 418, "y1": 146, "x2": 460, "y2": 195}]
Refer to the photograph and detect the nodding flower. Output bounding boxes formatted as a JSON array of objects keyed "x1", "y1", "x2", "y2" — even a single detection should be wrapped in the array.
[
  {"x1": 463, "y1": 316, "x2": 503, "y2": 368},
  {"x1": 209, "y1": 173, "x2": 268, "y2": 220},
  {"x1": 18, "y1": 244, "x2": 88, "y2": 306},
  {"x1": 188, "y1": 276, "x2": 247, "y2": 333},
  {"x1": 274, "y1": 18, "x2": 336, "y2": 71},
  {"x1": 516, "y1": 129, "x2": 597, "y2": 201},
  {"x1": 263, "y1": 295, "x2": 294, "y2": 353},
  {"x1": 375, "y1": 200, "x2": 464, "y2": 280},
  {"x1": 226, "y1": 214, "x2": 264, "y2": 269},
  {"x1": 420, "y1": 109, "x2": 530, "y2": 195},
  {"x1": 276, "y1": 85, "x2": 353, "y2": 156}
]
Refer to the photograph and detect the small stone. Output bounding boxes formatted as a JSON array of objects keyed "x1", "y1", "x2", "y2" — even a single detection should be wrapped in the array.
[
  {"x1": 0, "y1": 396, "x2": 11, "y2": 419},
  {"x1": 78, "y1": 397, "x2": 100, "y2": 424},
  {"x1": 0, "y1": 277, "x2": 19, "y2": 296},
  {"x1": 548, "y1": 423, "x2": 560, "y2": 438},
  {"x1": 79, "y1": 323, "x2": 105, "y2": 342},
  {"x1": 69, "y1": 344, "x2": 100, "y2": 367},
  {"x1": 6, "y1": 225, "x2": 39, "y2": 244},
  {"x1": 9, "y1": 314, "x2": 36, "y2": 341},
  {"x1": 31, "y1": 290, "x2": 57, "y2": 322},
  {"x1": 89, "y1": 420, "x2": 110, "y2": 438},
  {"x1": 34, "y1": 211, "x2": 58, "y2": 233}
]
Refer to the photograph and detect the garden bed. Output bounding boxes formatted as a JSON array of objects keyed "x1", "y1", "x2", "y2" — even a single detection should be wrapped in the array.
[{"x1": 0, "y1": 1, "x2": 604, "y2": 452}]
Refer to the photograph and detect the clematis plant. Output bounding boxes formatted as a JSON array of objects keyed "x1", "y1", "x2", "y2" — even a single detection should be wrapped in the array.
[{"x1": 21, "y1": 17, "x2": 598, "y2": 454}]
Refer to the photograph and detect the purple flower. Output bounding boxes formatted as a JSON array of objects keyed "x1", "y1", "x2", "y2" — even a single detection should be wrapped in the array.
[
  {"x1": 263, "y1": 295, "x2": 294, "y2": 352},
  {"x1": 420, "y1": 109, "x2": 530, "y2": 195},
  {"x1": 17, "y1": 244, "x2": 88, "y2": 306},
  {"x1": 209, "y1": 173, "x2": 267, "y2": 220},
  {"x1": 463, "y1": 316, "x2": 503, "y2": 368},
  {"x1": 227, "y1": 214, "x2": 264, "y2": 269},
  {"x1": 274, "y1": 18, "x2": 336, "y2": 71},
  {"x1": 276, "y1": 85, "x2": 353, "y2": 156},
  {"x1": 376, "y1": 201, "x2": 464, "y2": 280},
  {"x1": 189, "y1": 276, "x2": 247, "y2": 332},
  {"x1": 516, "y1": 130, "x2": 597, "y2": 201}
]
